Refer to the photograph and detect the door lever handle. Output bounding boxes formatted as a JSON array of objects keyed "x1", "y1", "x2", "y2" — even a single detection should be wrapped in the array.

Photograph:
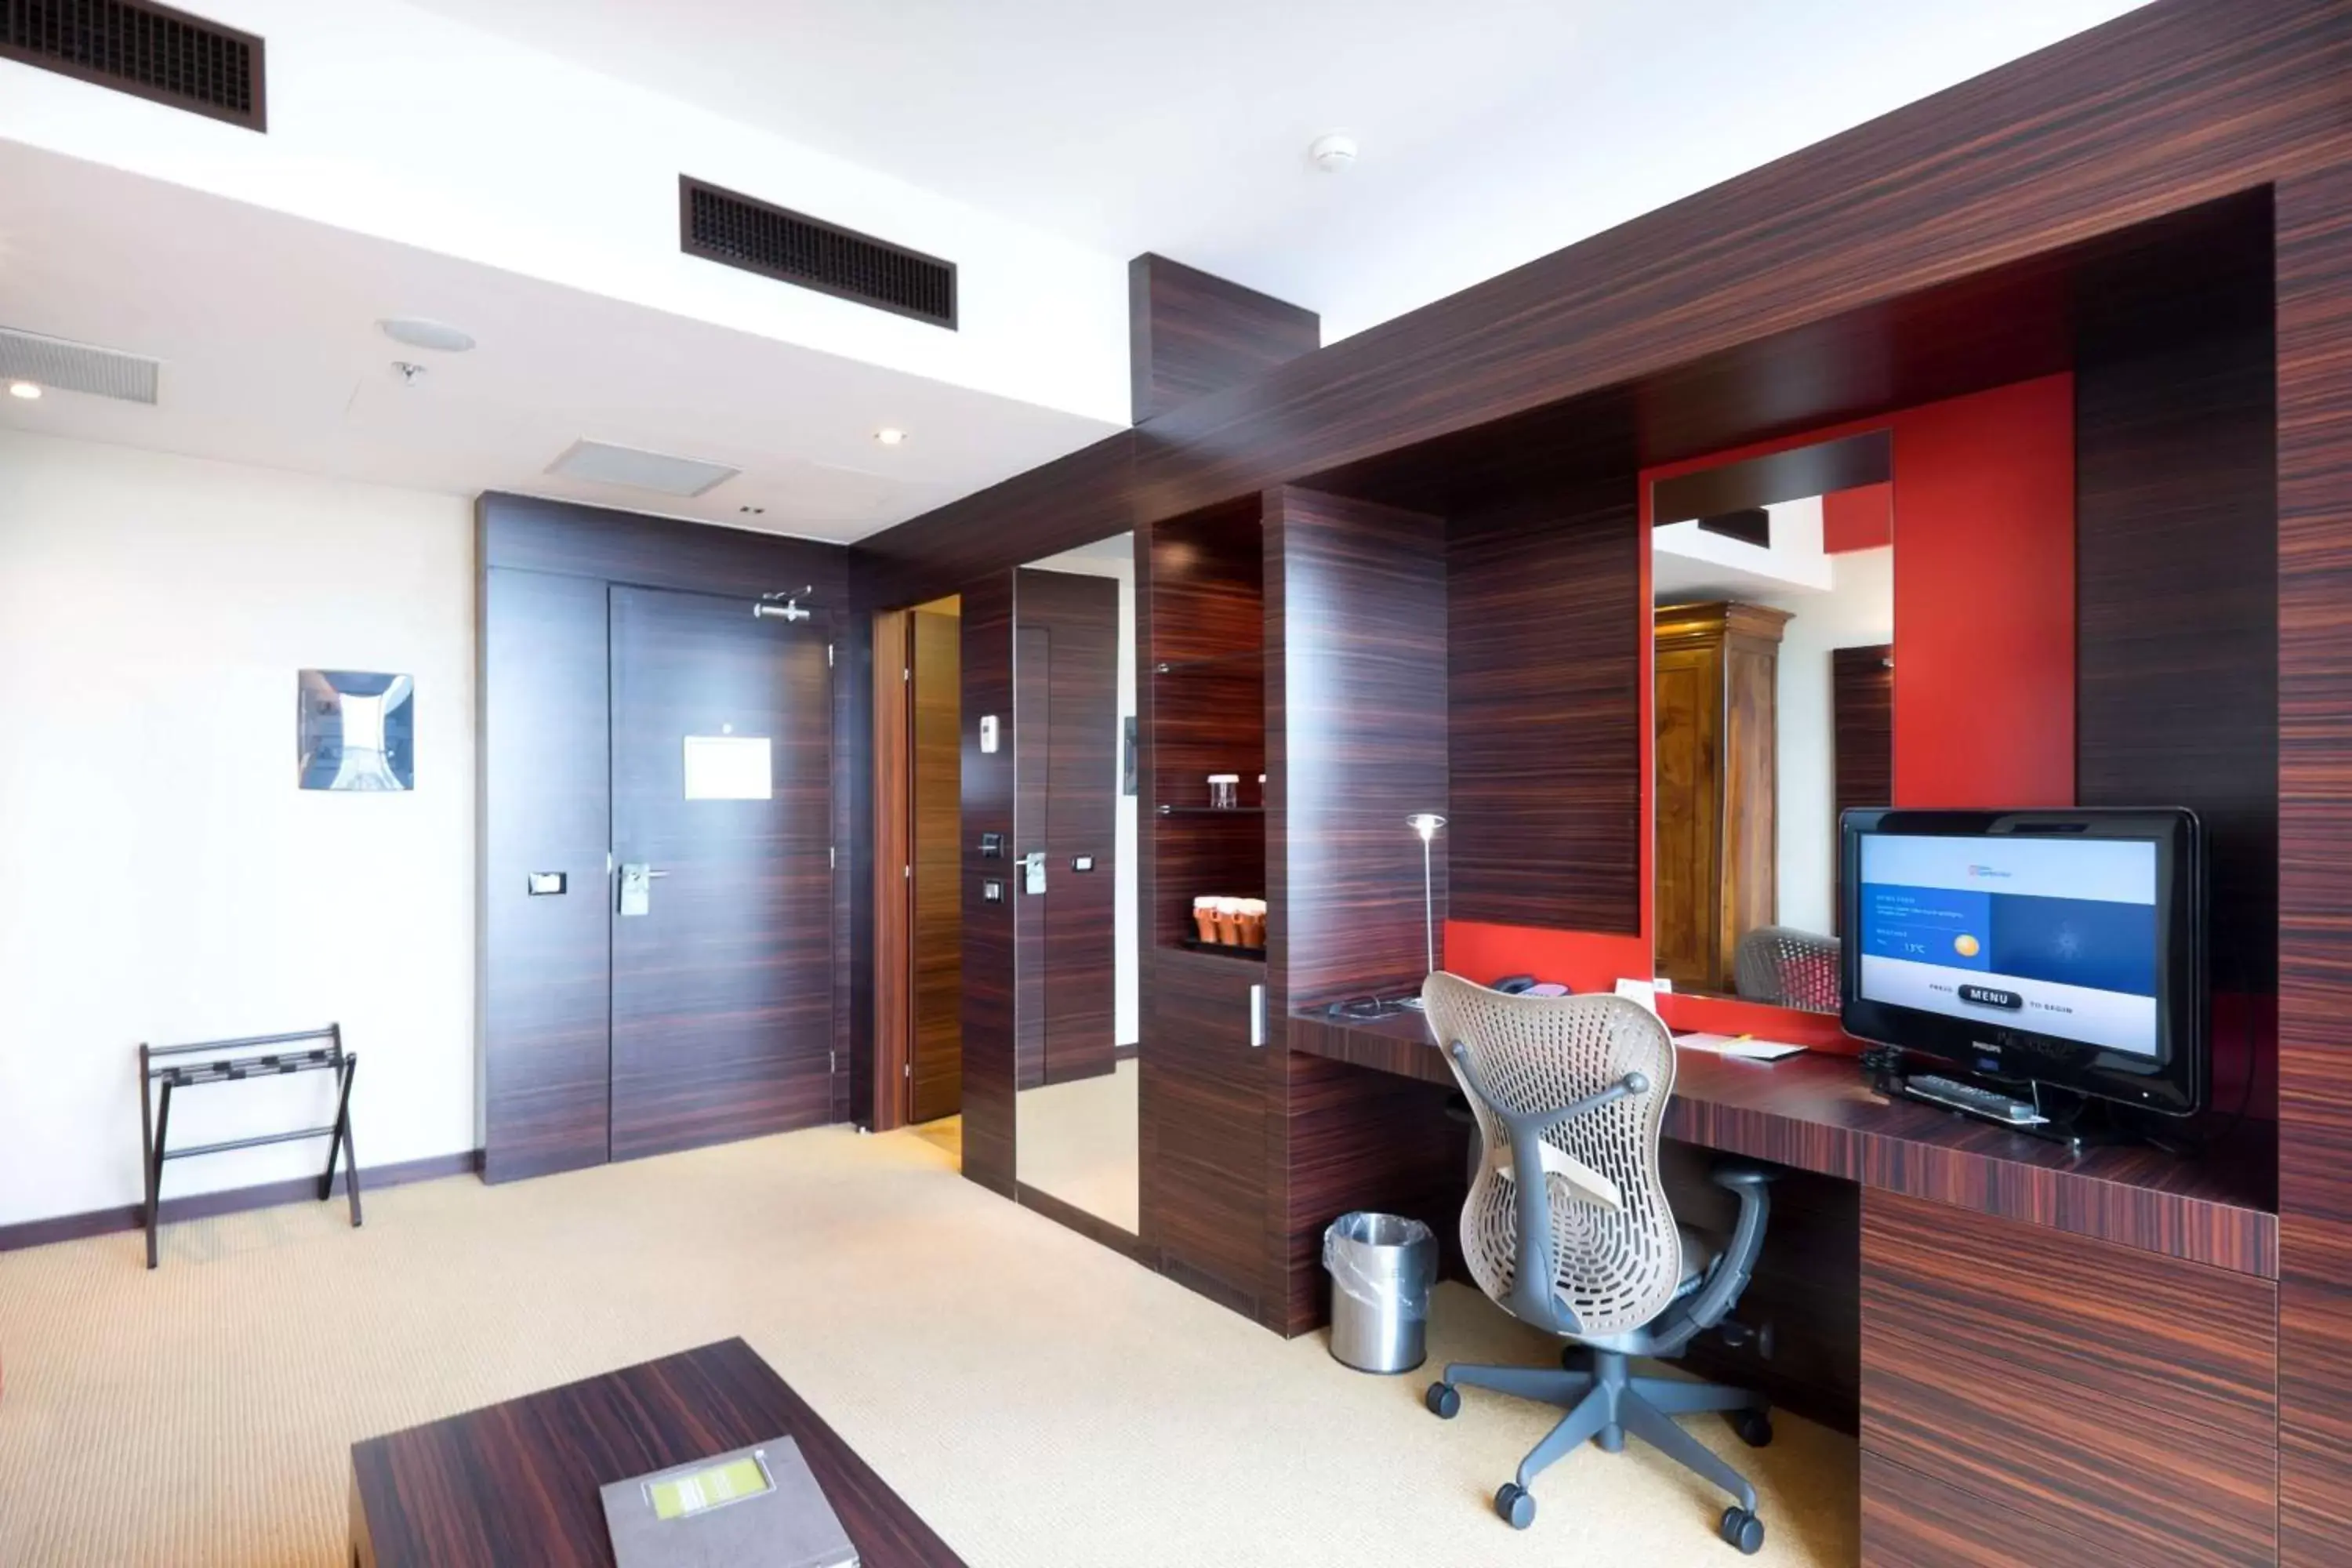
[{"x1": 644, "y1": 869, "x2": 671, "y2": 878}]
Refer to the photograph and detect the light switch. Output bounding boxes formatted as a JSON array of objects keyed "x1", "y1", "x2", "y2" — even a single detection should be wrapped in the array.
[
  {"x1": 980, "y1": 714, "x2": 1000, "y2": 753},
  {"x1": 1072, "y1": 855, "x2": 1095, "y2": 872},
  {"x1": 526, "y1": 872, "x2": 567, "y2": 896},
  {"x1": 982, "y1": 878, "x2": 1004, "y2": 902}
]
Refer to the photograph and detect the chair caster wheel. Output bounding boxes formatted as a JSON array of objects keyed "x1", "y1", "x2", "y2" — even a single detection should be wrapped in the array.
[
  {"x1": 1719, "y1": 1506, "x2": 1765, "y2": 1554},
  {"x1": 1425, "y1": 1381, "x2": 1460, "y2": 1419},
  {"x1": 1730, "y1": 1409, "x2": 1773, "y2": 1447},
  {"x1": 1494, "y1": 1482, "x2": 1535, "y2": 1530}
]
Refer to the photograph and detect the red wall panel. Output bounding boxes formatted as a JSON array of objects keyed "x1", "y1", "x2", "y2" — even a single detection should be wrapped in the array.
[
  {"x1": 1889, "y1": 376, "x2": 2076, "y2": 808},
  {"x1": 1444, "y1": 375, "x2": 2077, "y2": 1045}
]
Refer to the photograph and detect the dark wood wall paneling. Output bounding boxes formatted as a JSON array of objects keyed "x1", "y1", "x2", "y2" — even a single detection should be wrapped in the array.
[
  {"x1": 481, "y1": 565, "x2": 613, "y2": 1182},
  {"x1": 1130, "y1": 253, "x2": 1320, "y2": 425},
  {"x1": 2275, "y1": 161, "x2": 2352, "y2": 1566},
  {"x1": 1446, "y1": 482, "x2": 1644, "y2": 932},
  {"x1": 957, "y1": 573, "x2": 1018, "y2": 1196},
  {"x1": 1860, "y1": 1191, "x2": 2278, "y2": 1566},
  {"x1": 1264, "y1": 486, "x2": 1461, "y2": 1334},
  {"x1": 2074, "y1": 194, "x2": 2281, "y2": 1130},
  {"x1": 478, "y1": 494, "x2": 853, "y2": 1181}
]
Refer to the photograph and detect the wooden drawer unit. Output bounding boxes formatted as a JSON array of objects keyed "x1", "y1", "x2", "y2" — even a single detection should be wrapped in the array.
[{"x1": 1860, "y1": 1190, "x2": 2278, "y2": 1567}]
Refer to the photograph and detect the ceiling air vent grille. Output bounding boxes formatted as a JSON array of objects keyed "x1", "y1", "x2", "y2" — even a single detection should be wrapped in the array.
[
  {"x1": 2, "y1": 0, "x2": 264, "y2": 130},
  {"x1": 681, "y1": 176, "x2": 956, "y2": 329}
]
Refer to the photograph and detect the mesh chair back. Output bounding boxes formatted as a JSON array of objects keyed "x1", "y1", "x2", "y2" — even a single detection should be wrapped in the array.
[
  {"x1": 1733, "y1": 925, "x2": 1842, "y2": 1011},
  {"x1": 1422, "y1": 973, "x2": 1682, "y2": 1339}
]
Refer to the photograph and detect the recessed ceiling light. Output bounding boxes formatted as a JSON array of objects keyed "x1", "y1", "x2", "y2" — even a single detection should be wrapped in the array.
[
  {"x1": 7, "y1": 380, "x2": 40, "y2": 400},
  {"x1": 378, "y1": 317, "x2": 476, "y2": 354},
  {"x1": 873, "y1": 427, "x2": 909, "y2": 446}
]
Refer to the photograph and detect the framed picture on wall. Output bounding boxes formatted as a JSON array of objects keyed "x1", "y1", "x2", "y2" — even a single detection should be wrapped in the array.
[{"x1": 299, "y1": 670, "x2": 415, "y2": 791}]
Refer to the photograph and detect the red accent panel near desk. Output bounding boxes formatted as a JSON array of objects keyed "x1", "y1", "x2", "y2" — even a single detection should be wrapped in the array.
[{"x1": 1447, "y1": 376, "x2": 2075, "y2": 1036}]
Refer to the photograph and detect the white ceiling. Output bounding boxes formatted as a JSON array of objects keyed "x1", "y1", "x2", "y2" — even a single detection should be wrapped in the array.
[
  {"x1": 0, "y1": 140, "x2": 1117, "y2": 541},
  {"x1": 416, "y1": 0, "x2": 2151, "y2": 339}
]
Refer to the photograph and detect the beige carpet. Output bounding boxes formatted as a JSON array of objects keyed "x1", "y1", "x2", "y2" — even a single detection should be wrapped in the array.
[
  {"x1": 0, "y1": 1124, "x2": 1857, "y2": 1566},
  {"x1": 1015, "y1": 1057, "x2": 1140, "y2": 1232}
]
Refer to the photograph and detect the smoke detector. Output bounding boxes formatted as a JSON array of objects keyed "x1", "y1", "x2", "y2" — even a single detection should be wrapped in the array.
[{"x1": 1308, "y1": 132, "x2": 1358, "y2": 173}]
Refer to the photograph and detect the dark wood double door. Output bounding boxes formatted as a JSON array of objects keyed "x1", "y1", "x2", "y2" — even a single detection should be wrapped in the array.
[{"x1": 482, "y1": 574, "x2": 837, "y2": 1181}]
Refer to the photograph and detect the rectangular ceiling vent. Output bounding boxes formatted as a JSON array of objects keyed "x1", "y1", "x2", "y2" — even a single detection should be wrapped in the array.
[
  {"x1": 547, "y1": 438, "x2": 742, "y2": 499},
  {"x1": 681, "y1": 176, "x2": 956, "y2": 329},
  {"x1": 0, "y1": 325, "x2": 162, "y2": 403},
  {"x1": 2, "y1": 0, "x2": 266, "y2": 131}
]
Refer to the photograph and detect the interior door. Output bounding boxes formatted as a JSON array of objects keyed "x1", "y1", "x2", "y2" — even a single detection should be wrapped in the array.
[
  {"x1": 609, "y1": 585, "x2": 834, "y2": 1160},
  {"x1": 1017, "y1": 569, "x2": 1120, "y2": 1087}
]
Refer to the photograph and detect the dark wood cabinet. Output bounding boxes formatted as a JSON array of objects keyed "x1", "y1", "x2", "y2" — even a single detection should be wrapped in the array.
[
  {"x1": 1139, "y1": 946, "x2": 1269, "y2": 1315},
  {"x1": 1653, "y1": 601, "x2": 1788, "y2": 993}
]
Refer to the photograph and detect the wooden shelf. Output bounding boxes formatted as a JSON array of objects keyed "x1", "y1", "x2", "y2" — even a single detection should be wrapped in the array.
[{"x1": 1158, "y1": 804, "x2": 1265, "y2": 816}]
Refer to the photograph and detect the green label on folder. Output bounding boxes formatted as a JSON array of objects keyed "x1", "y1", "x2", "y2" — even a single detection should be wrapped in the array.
[{"x1": 647, "y1": 1456, "x2": 773, "y2": 1521}]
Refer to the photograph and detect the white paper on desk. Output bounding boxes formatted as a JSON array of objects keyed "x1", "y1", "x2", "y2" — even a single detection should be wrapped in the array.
[
  {"x1": 1675, "y1": 1033, "x2": 1806, "y2": 1062},
  {"x1": 1613, "y1": 978, "x2": 1659, "y2": 1015}
]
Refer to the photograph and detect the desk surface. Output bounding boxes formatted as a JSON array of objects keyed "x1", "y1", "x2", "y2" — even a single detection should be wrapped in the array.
[
  {"x1": 1290, "y1": 1007, "x2": 2277, "y2": 1278},
  {"x1": 349, "y1": 1338, "x2": 964, "y2": 1567}
]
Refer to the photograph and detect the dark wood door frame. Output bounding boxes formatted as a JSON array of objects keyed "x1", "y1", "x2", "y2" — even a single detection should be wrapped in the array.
[{"x1": 872, "y1": 607, "x2": 915, "y2": 1132}]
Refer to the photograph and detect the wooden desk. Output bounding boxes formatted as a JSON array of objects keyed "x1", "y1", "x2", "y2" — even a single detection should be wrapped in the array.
[
  {"x1": 1291, "y1": 1007, "x2": 2275, "y2": 1277},
  {"x1": 1290, "y1": 1005, "x2": 2285, "y2": 1566},
  {"x1": 350, "y1": 1338, "x2": 964, "y2": 1567}
]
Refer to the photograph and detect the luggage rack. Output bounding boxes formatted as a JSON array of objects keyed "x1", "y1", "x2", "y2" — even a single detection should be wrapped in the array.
[{"x1": 138, "y1": 1024, "x2": 358, "y2": 1270}]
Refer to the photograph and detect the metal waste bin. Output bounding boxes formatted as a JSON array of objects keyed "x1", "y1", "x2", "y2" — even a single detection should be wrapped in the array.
[{"x1": 1323, "y1": 1210, "x2": 1437, "y2": 1374}]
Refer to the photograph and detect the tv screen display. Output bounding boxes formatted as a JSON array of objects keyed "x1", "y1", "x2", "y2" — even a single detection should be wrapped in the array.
[
  {"x1": 1839, "y1": 808, "x2": 2205, "y2": 1116},
  {"x1": 1854, "y1": 833, "x2": 2159, "y2": 1058}
]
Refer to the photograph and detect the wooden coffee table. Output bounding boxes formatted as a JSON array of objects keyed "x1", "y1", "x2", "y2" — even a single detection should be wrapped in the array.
[{"x1": 350, "y1": 1338, "x2": 964, "y2": 1566}]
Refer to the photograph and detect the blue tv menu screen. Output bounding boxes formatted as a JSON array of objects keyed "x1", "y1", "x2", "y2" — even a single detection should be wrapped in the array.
[{"x1": 1856, "y1": 833, "x2": 2160, "y2": 1057}]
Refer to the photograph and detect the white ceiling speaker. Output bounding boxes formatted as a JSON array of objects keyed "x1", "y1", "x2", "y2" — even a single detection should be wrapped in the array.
[
  {"x1": 379, "y1": 317, "x2": 476, "y2": 353},
  {"x1": 1309, "y1": 132, "x2": 1359, "y2": 173},
  {"x1": 0, "y1": 325, "x2": 161, "y2": 405},
  {"x1": 547, "y1": 437, "x2": 741, "y2": 498}
]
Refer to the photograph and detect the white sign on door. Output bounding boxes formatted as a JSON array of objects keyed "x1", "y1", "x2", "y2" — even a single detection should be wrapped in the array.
[{"x1": 682, "y1": 735, "x2": 774, "y2": 800}]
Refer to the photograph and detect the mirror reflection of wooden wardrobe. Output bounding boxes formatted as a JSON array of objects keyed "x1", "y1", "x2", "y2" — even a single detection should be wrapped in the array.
[
  {"x1": 1654, "y1": 601, "x2": 1789, "y2": 993},
  {"x1": 1014, "y1": 568, "x2": 1120, "y2": 1089}
]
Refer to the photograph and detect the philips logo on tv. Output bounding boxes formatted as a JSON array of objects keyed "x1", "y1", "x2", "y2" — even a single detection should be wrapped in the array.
[{"x1": 1965, "y1": 864, "x2": 2013, "y2": 879}]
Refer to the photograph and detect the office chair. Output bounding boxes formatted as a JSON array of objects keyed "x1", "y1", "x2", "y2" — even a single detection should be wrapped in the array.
[
  {"x1": 1733, "y1": 925, "x2": 1842, "y2": 1012},
  {"x1": 1418, "y1": 972, "x2": 1777, "y2": 1555}
]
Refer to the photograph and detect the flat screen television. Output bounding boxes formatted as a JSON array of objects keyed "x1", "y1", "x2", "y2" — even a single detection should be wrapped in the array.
[{"x1": 1838, "y1": 808, "x2": 2206, "y2": 1116}]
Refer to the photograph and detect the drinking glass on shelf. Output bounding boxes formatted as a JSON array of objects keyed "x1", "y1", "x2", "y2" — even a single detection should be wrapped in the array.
[{"x1": 1207, "y1": 774, "x2": 1240, "y2": 809}]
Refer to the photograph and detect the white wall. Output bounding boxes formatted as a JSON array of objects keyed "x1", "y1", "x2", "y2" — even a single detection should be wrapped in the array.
[
  {"x1": 1022, "y1": 539, "x2": 1139, "y2": 1047},
  {"x1": 1775, "y1": 547, "x2": 1894, "y2": 932},
  {"x1": 0, "y1": 430, "x2": 475, "y2": 1228}
]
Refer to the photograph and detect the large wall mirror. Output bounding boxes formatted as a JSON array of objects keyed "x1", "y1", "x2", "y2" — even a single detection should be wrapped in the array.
[
  {"x1": 1651, "y1": 434, "x2": 1893, "y2": 1013},
  {"x1": 1012, "y1": 534, "x2": 1140, "y2": 1232}
]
